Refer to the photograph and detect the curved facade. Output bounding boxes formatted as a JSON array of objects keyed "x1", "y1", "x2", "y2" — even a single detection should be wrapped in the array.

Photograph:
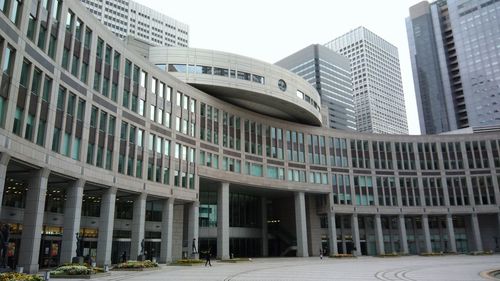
[
  {"x1": 148, "y1": 47, "x2": 323, "y2": 126},
  {"x1": 0, "y1": 0, "x2": 498, "y2": 273}
]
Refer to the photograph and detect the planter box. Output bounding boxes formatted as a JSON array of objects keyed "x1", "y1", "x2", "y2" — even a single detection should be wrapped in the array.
[
  {"x1": 51, "y1": 272, "x2": 111, "y2": 279},
  {"x1": 170, "y1": 259, "x2": 205, "y2": 266},
  {"x1": 219, "y1": 258, "x2": 252, "y2": 263},
  {"x1": 112, "y1": 267, "x2": 160, "y2": 271},
  {"x1": 330, "y1": 255, "x2": 356, "y2": 258}
]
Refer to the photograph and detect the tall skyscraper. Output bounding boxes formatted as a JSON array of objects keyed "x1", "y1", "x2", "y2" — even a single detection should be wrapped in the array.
[
  {"x1": 80, "y1": 0, "x2": 189, "y2": 47},
  {"x1": 276, "y1": 44, "x2": 356, "y2": 131},
  {"x1": 325, "y1": 27, "x2": 408, "y2": 134},
  {"x1": 407, "y1": 0, "x2": 500, "y2": 134}
]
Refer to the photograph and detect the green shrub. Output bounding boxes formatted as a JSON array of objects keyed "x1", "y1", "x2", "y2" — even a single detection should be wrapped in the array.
[
  {"x1": 420, "y1": 252, "x2": 444, "y2": 256},
  {"x1": 378, "y1": 252, "x2": 399, "y2": 257},
  {"x1": 51, "y1": 265, "x2": 93, "y2": 276},
  {"x1": 173, "y1": 259, "x2": 204, "y2": 264},
  {"x1": 330, "y1": 253, "x2": 355, "y2": 258},
  {"x1": 469, "y1": 250, "x2": 493, "y2": 255},
  {"x1": 0, "y1": 272, "x2": 44, "y2": 281},
  {"x1": 115, "y1": 260, "x2": 159, "y2": 269}
]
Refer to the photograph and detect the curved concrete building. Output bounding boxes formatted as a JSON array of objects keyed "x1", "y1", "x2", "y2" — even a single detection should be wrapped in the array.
[
  {"x1": 149, "y1": 47, "x2": 322, "y2": 126},
  {"x1": 0, "y1": 0, "x2": 498, "y2": 274}
]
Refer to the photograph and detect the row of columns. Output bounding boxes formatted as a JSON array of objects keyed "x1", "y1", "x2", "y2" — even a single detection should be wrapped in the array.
[
  {"x1": 94, "y1": 192, "x2": 181, "y2": 266},
  {"x1": 0, "y1": 167, "x2": 490, "y2": 272},
  {"x1": 326, "y1": 210, "x2": 484, "y2": 255},
  {"x1": 0, "y1": 162, "x2": 190, "y2": 273},
  {"x1": 213, "y1": 185, "x2": 311, "y2": 258}
]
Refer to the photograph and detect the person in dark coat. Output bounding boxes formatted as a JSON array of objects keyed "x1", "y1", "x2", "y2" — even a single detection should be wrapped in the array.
[{"x1": 204, "y1": 248, "x2": 212, "y2": 267}]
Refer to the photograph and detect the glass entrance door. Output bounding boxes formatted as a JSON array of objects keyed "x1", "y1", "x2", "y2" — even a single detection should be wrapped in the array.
[{"x1": 39, "y1": 238, "x2": 61, "y2": 268}]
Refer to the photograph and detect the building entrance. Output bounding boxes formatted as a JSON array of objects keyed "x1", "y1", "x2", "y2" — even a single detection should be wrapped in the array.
[
  {"x1": 144, "y1": 240, "x2": 160, "y2": 261},
  {"x1": 112, "y1": 240, "x2": 131, "y2": 264},
  {"x1": 39, "y1": 237, "x2": 61, "y2": 268}
]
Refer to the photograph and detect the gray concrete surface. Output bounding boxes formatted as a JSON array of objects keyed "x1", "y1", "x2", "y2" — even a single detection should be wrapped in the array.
[{"x1": 53, "y1": 255, "x2": 500, "y2": 281}]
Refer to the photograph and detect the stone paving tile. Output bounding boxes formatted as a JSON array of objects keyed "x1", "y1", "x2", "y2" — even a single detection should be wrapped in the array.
[{"x1": 53, "y1": 255, "x2": 500, "y2": 281}]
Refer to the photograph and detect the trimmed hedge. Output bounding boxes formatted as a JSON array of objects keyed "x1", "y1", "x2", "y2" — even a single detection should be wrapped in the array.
[
  {"x1": 330, "y1": 253, "x2": 355, "y2": 258},
  {"x1": 172, "y1": 259, "x2": 204, "y2": 265},
  {"x1": 0, "y1": 272, "x2": 44, "y2": 281},
  {"x1": 51, "y1": 265, "x2": 93, "y2": 276},
  {"x1": 115, "y1": 260, "x2": 158, "y2": 269}
]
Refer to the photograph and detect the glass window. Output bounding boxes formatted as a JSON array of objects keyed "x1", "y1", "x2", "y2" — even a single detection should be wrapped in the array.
[
  {"x1": 9, "y1": 0, "x2": 21, "y2": 25},
  {"x1": 75, "y1": 19, "x2": 83, "y2": 41},
  {"x1": 20, "y1": 60, "x2": 31, "y2": 88},
  {"x1": 66, "y1": 10, "x2": 74, "y2": 32},
  {"x1": 151, "y1": 78, "x2": 157, "y2": 94},
  {"x1": 140, "y1": 70, "x2": 146, "y2": 87},
  {"x1": 84, "y1": 28, "x2": 92, "y2": 49},
  {"x1": 113, "y1": 51, "x2": 120, "y2": 70},
  {"x1": 27, "y1": 15, "x2": 36, "y2": 41},
  {"x1": 96, "y1": 38, "x2": 104, "y2": 59},
  {"x1": 105, "y1": 45, "x2": 112, "y2": 65},
  {"x1": 214, "y1": 67, "x2": 228, "y2": 77},
  {"x1": 2, "y1": 45, "x2": 15, "y2": 75},
  {"x1": 237, "y1": 71, "x2": 251, "y2": 81}
]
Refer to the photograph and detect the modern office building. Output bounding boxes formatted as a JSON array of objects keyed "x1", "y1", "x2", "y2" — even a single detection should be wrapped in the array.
[
  {"x1": 275, "y1": 44, "x2": 356, "y2": 131},
  {"x1": 407, "y1": 0, "x2": 500, "y2": 135},
  {"x1": 0, "y1": 0, "x2": 499, "y2": 274},
  {"x1": 80, "y1": 0, "x2": 189, "y2": 47},
  {"x1": 325, "y1": 27, "x2": 408, "y2": 134}
]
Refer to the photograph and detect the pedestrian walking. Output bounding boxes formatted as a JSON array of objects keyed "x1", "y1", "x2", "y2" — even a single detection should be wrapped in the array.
[
  {"x1": 204, "y1": 248, "x2": 212, "y2": 267},
  {"x1": 319, "y1": 247, "x2": 323, "y2": 259},
  {"x1": 192, "y1": 238, "x2": 198, "y2": 253}
]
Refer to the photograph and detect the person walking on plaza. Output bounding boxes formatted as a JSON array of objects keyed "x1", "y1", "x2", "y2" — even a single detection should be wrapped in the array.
[
  {"x1": 319, "y1": 247, "x2": 323, "y2": 259},
  {"x1": 204, "y1": 248, "x2": 212, "y2": 267},
  {"x1": 121, "y1": 251, "x2": 127, "y2": 263}
]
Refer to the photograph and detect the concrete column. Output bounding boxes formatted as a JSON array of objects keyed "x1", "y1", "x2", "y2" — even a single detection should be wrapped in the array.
[
  {"x1": 327, "y1": 193, "x2": 338, "y2": 255},
  {"x1": 187, "y1": 201, "x2": 199, "y2": 259},
  {"x1": 0, "y1": 153, "x2": 10, "y2": 213},
  {"x1": 412, "y1": 217, "x2": 420, "y2": 252},
  {"x1": 374, "y1": 214, "x2": 385, "y2": 255},
  {"x1": 294, "y1": 191, "x2": 309, "y2": 257},
  {"x1": 340, "y1": 215, "x2": 346, "y2": 253},
  {"x1": 18, "y1": 168, "x2": 50, "y2": 273},
  {"x1": 497, "y1": 213, "x2": 500, "y2": 251},
  {"x1": 398, "y1": 215, "x2": 409, "y2": 254},
  {"x1": 446, "y1": 214, "x2": 457, "y2": 252},
  {"x1": 217, "y1": 182, "x2": 230, "y2": 259},
  {"x1": 96, "y1": 187, "x2": 117, "y2": 266},
  {"x1": 261, "y1": 197, "x2": 268, "y2": 257},
  {"x1": 388, "y1": 217, "x2": 395, "y2": 253},
  {"x1": 130, "y1": 192, "x2": 147, "y2": 260},
  {"x1": 159, "y1": 197, "x2": 174, "y2": 263},
  {"x1": 471, "y1": 213, "x2": 483, "y2": 251},
  {"x1": 351, "y1": 214, "x2": 361, "y2": 256},
  {"x1": 422, "y1": 215, "x2": 432, "y2": 253},
  {"x1": 60, "y1": 179, "x2": 85, "y2": 264},
  {"x1": 438, "y1": 217, "x2": 445, "y2": 251}
]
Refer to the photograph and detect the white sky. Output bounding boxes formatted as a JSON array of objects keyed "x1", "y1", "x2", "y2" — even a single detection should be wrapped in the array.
[{"x1": 135, "y1": 0, "x2": 423, "y2": 134}]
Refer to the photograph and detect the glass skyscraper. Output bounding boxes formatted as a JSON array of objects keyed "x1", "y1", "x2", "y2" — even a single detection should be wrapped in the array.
[
  {"x1": 325, "y1": 27, "x2": 408, "y2": 135},
  {"x1": 276, "y1": 44, "x2": 356, "y2": 131},
  {"x1": 407, "y1": 0, "x2": 500, "y2": 134},
  {"x1": 80, "y1": 0, "x2": 189, "y2": 47}
]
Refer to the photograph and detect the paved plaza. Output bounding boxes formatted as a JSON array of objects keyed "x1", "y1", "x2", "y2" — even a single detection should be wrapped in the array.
[{"x1": 53, "y1": 255, "x2": 500, "y2": 281}]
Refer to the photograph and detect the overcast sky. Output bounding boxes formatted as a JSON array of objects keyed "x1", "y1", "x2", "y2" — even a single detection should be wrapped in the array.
[{"x1": 135, "y1": 0, "x2": 423, "y2": 134}]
